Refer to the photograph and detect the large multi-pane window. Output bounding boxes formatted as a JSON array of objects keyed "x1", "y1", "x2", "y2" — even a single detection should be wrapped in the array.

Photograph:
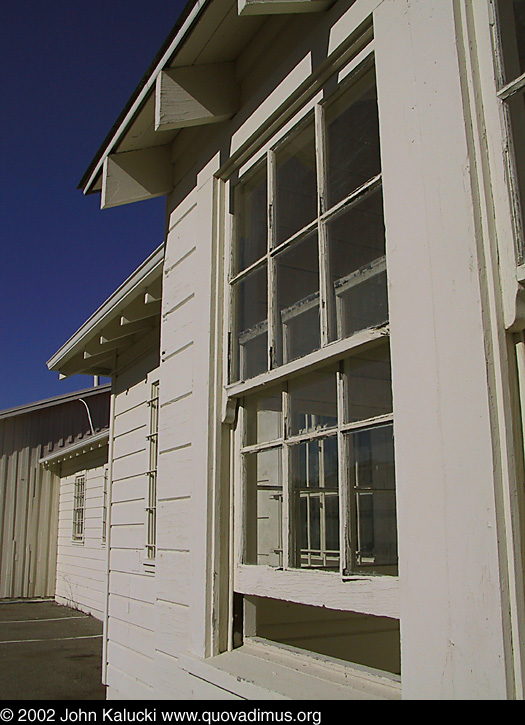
[
  {"x1": 230, "y1": 67, "x2": 386, "y2": 381},
  {"x1": 496, "y1": 0, "x2": 525, "y2": 262},
  {"x1": 228, "y1": 62, "x2": 397, "y2": 579}
]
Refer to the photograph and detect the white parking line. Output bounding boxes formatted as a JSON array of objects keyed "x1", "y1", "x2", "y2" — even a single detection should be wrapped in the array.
[
  {"x1": 0, "y1": 634, "x2": 103, "y2": 644},
  {"x1": 0, "y1": 616, "x2": 88, "y2": 624}
]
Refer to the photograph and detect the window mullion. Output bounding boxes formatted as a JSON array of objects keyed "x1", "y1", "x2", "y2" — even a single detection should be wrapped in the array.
[
  {"x1": 267, "y1": 150, "x2": 278, "y2": 370},
  {"x1": 315, "y1": 104, "x2": 334, "y2": 347}
]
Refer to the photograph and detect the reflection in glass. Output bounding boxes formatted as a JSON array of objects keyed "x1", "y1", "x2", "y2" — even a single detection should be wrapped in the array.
[
  {"x1": 275, "y1": 119, "x2": 317, "y2": 246},
  {"x1": 326, "y1": 79, "x2": 381, "y2": 208},
  {"x1": 233, "y1": 265, "x2": 268, "y2": 382},
  {"x1": 345, "y1": 342, "x2": 392, "y2": 423},
  {"x1": 291, "y1": 436, "x2": 339, "y2": 570},
  {"x1": 245, "y1": 387, "x2": 282, "y2": 446},
  {"x1": 234, "y1": 162, "x2": 268, "y2": 274},
  {"x1": 276, "y1": 232, "x2": 320, "y2": 365},
  {"x1": 347, "y1": 424, "x2": 397, "y2": 570},
  {"x1": 244, "y1": 448, "x2": 283, "y2": 567},
  {"x1": 288, "y1": 367, "x2": 338, "y2": 435},
  {"x1": 328, "y1": 189, "x2": 387, "y2": 339}
]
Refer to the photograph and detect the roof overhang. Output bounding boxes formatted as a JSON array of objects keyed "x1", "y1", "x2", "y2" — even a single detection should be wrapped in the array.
[
  {"x1": 40, "y1": 428, "x2": 110, "y2": 468},
  {"x1": 79, "y1": 0, "x2": 335, "y2": 207},
  {"x1": 47, "y1": 244, "x2": 164, "y2": 379},
  {"x1": 0, "y1": 384, "x2": 111, "y2": 421}
]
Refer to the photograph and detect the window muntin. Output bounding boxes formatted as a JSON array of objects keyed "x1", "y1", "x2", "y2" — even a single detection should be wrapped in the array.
[
  {"x1": 240, "y1": 340, "x2": 397, "y2": 576},
  {"x1": 72, "y1": 473, "x2": 86, "y2": 542},
  {"x1": 497, "y1": 1, "x2": 525, "y2": 262},
  {"x1": 229, "y1": 66, "x2": 386, "y2": 384},
  {"x1": 146, "y1": 380, "x2": 159, "y2": 560},
  {"x1": 232, "y1": 265, "x2": 268, "y2": 381}
]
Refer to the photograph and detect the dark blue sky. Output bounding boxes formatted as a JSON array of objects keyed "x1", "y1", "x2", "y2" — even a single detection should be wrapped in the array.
[{"x1": 0, "y1": 1, "x2": 188, "y2": 410}]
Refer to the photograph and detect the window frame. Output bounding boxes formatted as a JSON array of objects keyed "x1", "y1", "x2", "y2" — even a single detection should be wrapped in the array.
[
  {"x1": 146, "y1": 380, "x2": 160, "y2": 561},
  {"x1": 224, "y1": 47, "x2": 400, "y2": 621},
  {"x1": 72, "y1": 472, "x2": 86, "y2": 543}
]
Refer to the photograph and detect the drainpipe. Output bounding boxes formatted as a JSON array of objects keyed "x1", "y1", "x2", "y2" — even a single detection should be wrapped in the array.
[{"x1": 79, "y1": 398, "x2": 95, "y2": 436}]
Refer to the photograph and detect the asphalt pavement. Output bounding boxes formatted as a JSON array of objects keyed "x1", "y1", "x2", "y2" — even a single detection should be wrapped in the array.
[{"x1": 0, "y1": 600, "x2": 106, "y2": 700}]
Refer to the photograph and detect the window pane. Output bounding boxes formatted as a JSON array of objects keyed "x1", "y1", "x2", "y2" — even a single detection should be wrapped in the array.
[
  {"x1": 499, "y1": 0, "x2": 525, "y2": 83},
  {"x1": 345, "y1": 342, "x2": 392, "y2": 423},
  {"x1": 245, "y1": 387, "x2": 282, "y2": 446},
  {"x1": 275, "y1": 118, "x2": 317, "y2": 246},
  {"x1": 233, "y1": 265, "x2": 268, "y2": 381},
  {"x1": 347, "y1": 424, "x2": 397, "y2": 570},
  {"x1": 276, "y1": 231, "x2": 320, "y2": 365},
  {"x1": 234, "y1": 162, "x2": 268, "y2": 274},
  {"x1": 288, "y1": 366, "x2": 338, "y2": 435},
  {"x1": 327, "y1": 188, "x2": 388, "y2": 339},
  {"x1": 291, "y1": 436, "x2": 339, "y2": 570},
  {"x1": 244, "y1": 448, "x2": 283, "y2": 567},
  {"x1": 326, "y1": 77, "x2": 381, "y2": 208}
]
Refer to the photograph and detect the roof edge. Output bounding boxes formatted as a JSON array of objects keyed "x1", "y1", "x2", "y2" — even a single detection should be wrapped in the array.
[
  {"x1": 0, "y1": 384, "x2": 111, "y2": 421},
  {"x1": 40, "y1": 428, "x2": 110, "y2": 466},
  {"x1": 47, "y1": 243, "x2": 165, "y2": 371}
]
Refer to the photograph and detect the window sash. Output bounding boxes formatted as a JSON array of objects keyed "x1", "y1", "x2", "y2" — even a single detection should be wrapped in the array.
[
  {"x1": 239, "y1": 353, "x2": 395, "y2": 578},
  {"x1": 229, "y1": 64, "x2": 384, "y2": 385},
  {"x1": 72, "y1": 474, "x2": 86, "y2": 542}
]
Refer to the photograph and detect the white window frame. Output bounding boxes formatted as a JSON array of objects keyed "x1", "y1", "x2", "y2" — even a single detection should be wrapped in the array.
[
  {"x1": 146, "y1": 380, "x2": 159, "y2": 560},
  {"x1": 72, "y1": 472, "x2": 86, "y2": 543},
  {"x1": 224, "y1": 46, "x2": 400, "y2": 621}
]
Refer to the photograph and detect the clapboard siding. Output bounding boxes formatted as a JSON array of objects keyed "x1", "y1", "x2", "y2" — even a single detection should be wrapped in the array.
[
  {"x1": 106, "y1": 351, "x2": 160, "y2": 695},
  {"x1": 0, "y1": 387, "x2": 109, "y2": 598},
  {"x1": 55, "y1": 448, "x2": 108, "y2": 620}
]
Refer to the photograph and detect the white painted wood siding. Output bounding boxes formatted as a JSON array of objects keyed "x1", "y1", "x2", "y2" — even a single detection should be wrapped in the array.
[
  {"x1": 106, "y1": 350, "x2": 160, "y2": 696},
  {"x1": 55, "y1": 448, "x2": 108, "y2": 619}
]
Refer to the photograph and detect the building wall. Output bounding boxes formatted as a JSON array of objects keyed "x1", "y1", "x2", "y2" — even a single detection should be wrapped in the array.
[
  {"x1": 102, "y1": 0, "x2": 525, "y2": 700},
  {"x1": 55, "y1": 448, "x2": 108, "y2": 620},
  {"x1": 0, "y1": 388, "x2": 110, "y2": 599},
  {"x1": 105, "y1": 345, "x2": 160, "y2": 699}
]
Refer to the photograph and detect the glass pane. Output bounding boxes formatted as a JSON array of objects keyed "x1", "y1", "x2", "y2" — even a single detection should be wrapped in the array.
[
  {"x1": 289, "y1": 366, "x2": 338, "y2": 435},
  {"x1": 276, "y1": 231, "x2": 320, "y2": 365},
  {"x1": 499, "y1": 0, "x2": 525, "y2": 83},
  {"x1": 233, "y1": 265, "x2": 268, "y2": 381},
  {"x1": 244, "y1": 448, "x2": 283, "y2": 567},
  {"x1": 291, "y1": 436, "x2": 339, "y2": 570},
  {"x1": 275, "y1": 118, "x2": 317, "y2": 246},
  {"x1": 327, "y1": 188, "x2": 387, "y2": 339},
  {"x1": 234, "y1": 162, "x2": 268, "y2": 274},
  {"x1": 326, "y1": 77, "x2": 381, "y2": 208},
  {"x1": 347, "y1": 424, "x2": 397, "y2": 569},
  {"x1": 245, "y1": 387, "x2": 282, "y2": 446},
  {"x1": 345, "y1": 342, "x2": 392, "y2": 423},
  {"x1": 507, "y1": 92, "x2": 525, "y2": 262}
]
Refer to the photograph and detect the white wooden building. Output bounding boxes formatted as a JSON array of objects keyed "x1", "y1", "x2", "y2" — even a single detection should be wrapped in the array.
[
  {"x1": 48, "y1": 0, "x2": 525, "y2": 700},
  {"x1": 0, "y1": 386, "x2": 110, "y2": 601}
]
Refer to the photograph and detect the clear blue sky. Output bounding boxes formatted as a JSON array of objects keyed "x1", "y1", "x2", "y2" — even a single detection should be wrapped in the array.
[{"x1": 0, "y1": 1, "x2": 188, "y2": 410}]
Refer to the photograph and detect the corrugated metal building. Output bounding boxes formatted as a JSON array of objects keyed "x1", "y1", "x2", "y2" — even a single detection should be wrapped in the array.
[{"x1": 0, "y1": 385, "x2": 110, "y2": 599}]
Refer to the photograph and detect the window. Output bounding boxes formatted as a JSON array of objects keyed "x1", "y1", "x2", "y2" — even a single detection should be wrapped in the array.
[
  {"x1": 146, "y1": 381, "x2": 159, "y2": 560},
  {"x1": 241, "y1": 342, "x2": 396, "y2": 576},
  {"x1": 229, "y1": 66, "x2": 385, "y2": 382},
  {"x1": 225, "y1": 54, "x2": 399, "y2": 662},
  {"x1": 72, "y1": 473, "x2": 86, "y2": 542},
  {"x1": 496, "y1": 0, "x2": 525, "y2": 262},
  {"x1": 102, "y1": 465, "x2": 108, "y2": 546}
]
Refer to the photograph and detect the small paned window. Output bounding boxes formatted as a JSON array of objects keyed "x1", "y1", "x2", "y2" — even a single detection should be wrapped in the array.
[
  {"x1": 72, "y1": 473, "x2": 86, "y2": 542},
  {"x1": 146, "y1": 381, "x2": 159, "y2": 560}
]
